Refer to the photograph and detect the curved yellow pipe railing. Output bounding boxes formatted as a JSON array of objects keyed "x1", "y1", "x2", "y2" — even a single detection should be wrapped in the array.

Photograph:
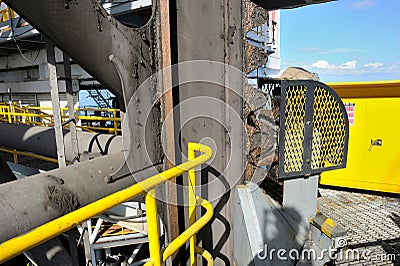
[
  {"x1": 162, "y1": 197, "x2": 213, "y2": 261},
  {"x1": 0, "y1": 142, "x2": 213, "y2": 265}
]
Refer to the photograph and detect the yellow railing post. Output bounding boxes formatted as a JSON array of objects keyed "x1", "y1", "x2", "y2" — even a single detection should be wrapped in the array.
[
  {"x1": 188, "y1": 143, "x2": 197, "y2": 266},
  {"x1": 146, "y1": 189, "x2": 162, "y2": 266},
  {"x1": 113, "y1": 109, "x2": 118, "y2": 135},
  {"x1": 9, "y1": 102, "x2": 13, "y2": 123},
  {"x1": 12, "y1": 149, "x2": 18, "y2": 164},
  {"x1": 7, "y1": 106, "x2": 11, "y2": 123}
]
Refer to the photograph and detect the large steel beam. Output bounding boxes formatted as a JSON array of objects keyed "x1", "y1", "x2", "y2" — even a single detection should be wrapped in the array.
[
  {"x1": 0, "y1": 0, "x2": 163, "y2": 250},
  {"x1": 0, "y1": 151, "x2": 146, "y2": 242},
  {"x1": 0, "y1": 156, "x2": 73, "y2": 266},
  {"x1": 1, "y1": 0, "x2": 162, "y2": 182},
  {"x1": 172, "y1": 0, "x2": 244, "y2": 263},
  {"x1": 2, "y1": 0, "x2": 152, "y2": 102},
  {"x1": 0, "y1": 122, "x2": 122, "y2": 161}
]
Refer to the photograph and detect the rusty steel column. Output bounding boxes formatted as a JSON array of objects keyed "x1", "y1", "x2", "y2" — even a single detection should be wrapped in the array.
[
  {"x1": 171, "y1": 0, "x2": 245, "y2": 263},
  {"x1": 157, "y1": 0, "x2": 181, "y2": 259}
]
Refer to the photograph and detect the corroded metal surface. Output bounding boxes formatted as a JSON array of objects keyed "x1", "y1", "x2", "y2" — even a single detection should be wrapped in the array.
[
  {"x1": 244, "y1": 0, "x2": 269, "y2": 74},
  {"x1": 244, "y1": 83, "x2": 277, "y2": 184}
]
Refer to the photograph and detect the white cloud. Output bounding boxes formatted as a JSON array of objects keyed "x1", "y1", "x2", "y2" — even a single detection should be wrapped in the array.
[
  {"x1": 341, "y1": 60, "x2": 357, "y2": 69},
  {"x1": 304, "y1": 61, "x2": 400, "y2": 82},
  {"x1": 282, "y1": 60, "x2": 400, "y2": 82},
  {"x1": 312, "y1": 60, "x2": 331, "y2": 69},
  {"x1": 352, "y1": 0, "x2": 376, "y2": 9},
  {"x1": 364, "y1": 62, "x2": 384, "y2": 68},
  {"x1": 311, "y1": 60, "x2": 357, "y2": 70}
]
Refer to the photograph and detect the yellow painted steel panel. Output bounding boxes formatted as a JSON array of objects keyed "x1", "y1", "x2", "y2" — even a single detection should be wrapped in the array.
[
  {"x1": 321, "y1": 95, "x2": 400, "y2": 194},
  {"x1": 328, "y1": 80, "x2": 400, "y2": 98}
]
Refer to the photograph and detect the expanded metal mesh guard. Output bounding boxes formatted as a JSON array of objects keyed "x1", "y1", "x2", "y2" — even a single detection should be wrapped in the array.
[
  {"x1": 278, "y1": 80, "x2": 349, "y2": 179},
  {"x1": 282, "y1": 85, "x2": 307, "y2": 173}
]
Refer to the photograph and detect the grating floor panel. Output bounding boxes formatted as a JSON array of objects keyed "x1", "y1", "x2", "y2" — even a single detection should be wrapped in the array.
[{"x1": 318, "y1": 188, "x2": 400, "y2": 265}]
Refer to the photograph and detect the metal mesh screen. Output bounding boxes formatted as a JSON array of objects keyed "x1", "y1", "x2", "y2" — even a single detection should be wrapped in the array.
[
  {"x1": 278, "y1": 80, "x2": 349, "y2": 179},
  {"x1": 283, "y1": 85, "x2": 307, "y2": 173},
  {"x1": 311, "y1": 86, "x2": 346, "y2": 169}
]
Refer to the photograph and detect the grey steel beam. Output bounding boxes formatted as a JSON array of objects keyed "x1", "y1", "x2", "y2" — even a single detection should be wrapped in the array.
[
  {"x1": 173, "y1": 0, "x2": 244, "y2": 263},
  {"x1": 2, "y1": 0, "x2": 152, "y2": 102},
  {"x1": 2, "y1": 0, "x2": 164, "y2": 202},
  {"x1": 0, "y1": 156, "x2": 73, "y2": 266},
  {"x1": 0, "y1": 122, "x2": 122, "y2": 161},
  {"x1": 0, "y1": 151, "x2": 146, "y2": 242}
]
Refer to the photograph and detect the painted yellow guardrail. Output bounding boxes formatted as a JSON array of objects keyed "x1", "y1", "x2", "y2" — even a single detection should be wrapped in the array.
[
  {"x1": 0, "y1": 142, "x2": 214, "y2": 265},
  {"x1": 0, "y1": 147, "x2": 60, "y2": 165},
  {"x1": 0, "y1": 102, "x2": 121, "y2": 135}
]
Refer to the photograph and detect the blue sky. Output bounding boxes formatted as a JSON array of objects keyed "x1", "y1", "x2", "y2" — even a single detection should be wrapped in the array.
[{"x1": 280, "y1": 0, "x2": 400, "y2": 82}]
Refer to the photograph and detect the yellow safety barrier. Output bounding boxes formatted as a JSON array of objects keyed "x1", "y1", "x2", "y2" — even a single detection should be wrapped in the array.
[
  {"x1": 0, "y1": 142, "x2": 214, "y2": 265},
  {"x1": 0, "y1": 102, "x2": 121, "y2": 135}
]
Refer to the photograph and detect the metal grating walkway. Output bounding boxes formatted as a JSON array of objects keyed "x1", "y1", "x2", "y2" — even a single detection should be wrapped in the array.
[{"x1": 318, "y1": 188, "x2": 400, "y2": 265}]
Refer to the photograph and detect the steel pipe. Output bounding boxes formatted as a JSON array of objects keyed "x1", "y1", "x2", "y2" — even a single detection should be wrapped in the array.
[
  {"x1": 0, "y1": 151, "x2": 134, "y2": 243},
  {"x1": 0, "y1": 122, "x2": 122, "y2": 161}
]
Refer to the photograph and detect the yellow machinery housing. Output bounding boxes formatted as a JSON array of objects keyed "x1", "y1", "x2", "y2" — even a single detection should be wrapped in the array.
[{"x1": 320, "y1": 80, "x2": 400, "y2": 194}]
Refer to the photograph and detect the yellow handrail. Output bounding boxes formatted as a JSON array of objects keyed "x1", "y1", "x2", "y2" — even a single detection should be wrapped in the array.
[
  {"x1": 0, "y1": 102, "x2": 122, "y2": 135},
  {"x1": 162, "y1": 197, "x2": 213, "y2": 262},
  {"x1": 0, "y1": 142, "x2": 214, "y2": 265},
  {"x1": 0, "y1": 147, "x2": 60, "y2": 165}
]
